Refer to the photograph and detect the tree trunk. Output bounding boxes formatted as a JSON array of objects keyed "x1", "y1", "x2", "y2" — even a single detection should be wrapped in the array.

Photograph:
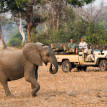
[
  {"x1": 26, "y1": 5, "x2": 33, "y2": 42},
  {"x1": 0, "y1": 35, "x2": 6, "y2": 49},
  {"x1": 56, "y1": 0, "x2": 61, "y2": 30},
  {"x1": 56, "y1": 13, "x2": 59, "y2": 30},
  {"x1": 0, "y1": 21, "x2": 6, "y2": 49},
  {"x1": 44, "y1": 22, "x2": 48, "y2": 33},
  {"x1": 51, "y1": 0, "x2": 55, "y2": 30},
  {"x1": 19, "y1": 16, "x2": 26, "y2": 46}
]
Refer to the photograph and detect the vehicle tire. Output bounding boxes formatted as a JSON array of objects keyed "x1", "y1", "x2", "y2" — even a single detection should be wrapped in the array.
[
  {"x1": 62, "y1": 60, "x2": 72, "y2": 72},
  {"x1": 99, "y1": 60, "x2": 107, "y2": 71}
]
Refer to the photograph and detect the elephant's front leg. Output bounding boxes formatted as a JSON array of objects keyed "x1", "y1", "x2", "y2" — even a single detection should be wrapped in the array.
[
  {"x1": 24, "y1": 63, "x2": 40, "y2": 97},
  {"x1": 30, "y1": 78, "x2": 40, "y2": 97},
  {"x1": 31, "y1": 65, "x2": 38, "y2": 89}
]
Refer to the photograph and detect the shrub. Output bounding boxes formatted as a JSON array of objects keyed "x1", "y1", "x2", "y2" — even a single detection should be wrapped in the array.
[{"x1": 8, "y1": 32, "x2": 22, "y2": 47}]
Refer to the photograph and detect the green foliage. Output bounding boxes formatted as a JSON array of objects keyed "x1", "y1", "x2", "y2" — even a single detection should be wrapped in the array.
[
  {"x1": 65, "y1": 0, "x2": 95, "y2": 6},
  {"x1": 31, "y1": 28, "x2": 71, "y2": 45},
  {"x1": 68, "y1": 19, "x2": 89, "y2": 43},
  {"x1": 8, "y1": 32, "x2": 22, "y2": 47},
  {"x1": 0, "y1": 0, "x2": 46, "y2": 14},
  {"x1": 0, "y1": 0, "x2": 27, "y2": 13},
  {"x1": 30, "y1": 18, "x2": 107, "y2": 46},
  {"x1": 61, "y1": 7, "x2": 75, "y2": 24},
  {"x1": 1, "y1": 0, "x2": 107, "y2": 47},
  {"x1": 15, "y1": 0, "x2": 27, "y2": 8},
  {"x1": 85, "y1": 21, "x2": 107, "y2": 45}
]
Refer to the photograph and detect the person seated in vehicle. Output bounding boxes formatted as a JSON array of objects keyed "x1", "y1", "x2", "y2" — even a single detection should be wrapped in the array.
[
  {"x1": 85, "y1": 49, "x2": 95, "y2": 61},
  {"x1": 79, "y1": 37, "x2": 87, "y2": 52},
  {"x1": 68, "y1": 39, "x2": 77, "y2": 54},
  {"x1": 79, "y1": 37, "x2": 95, "y2": 61}
]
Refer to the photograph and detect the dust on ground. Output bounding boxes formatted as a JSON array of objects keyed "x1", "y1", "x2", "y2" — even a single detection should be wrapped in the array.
[{"x1": 0, "y1": 65, "x2": 107, "y2": 107}]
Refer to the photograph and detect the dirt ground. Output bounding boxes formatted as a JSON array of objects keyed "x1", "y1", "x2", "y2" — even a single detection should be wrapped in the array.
[{"x1": 0, "y1": 65, "x2": 107, "y2": 107}]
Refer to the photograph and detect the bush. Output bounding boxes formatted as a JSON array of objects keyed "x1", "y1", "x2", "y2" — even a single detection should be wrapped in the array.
[
  {"x1": 30, "y1": 19, "x2": 107, "y2": 46},
  {"x1": 8, "y1": 32, "x2": 22, "y2": 47},
  {"x1": 30, "y1": 28, "x2": 72, "y2": 45},
  {"x1": 85, "y1": 21, "x2": 107, "y2": 45}
]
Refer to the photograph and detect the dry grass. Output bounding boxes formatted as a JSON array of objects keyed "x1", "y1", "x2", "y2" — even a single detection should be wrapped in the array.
[{"x1": 0, "y1": 65, "x2": 107, "y2": 107}]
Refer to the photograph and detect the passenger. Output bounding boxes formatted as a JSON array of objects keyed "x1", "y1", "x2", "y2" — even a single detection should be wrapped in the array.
[
  {"x1": 84, "y1": 49, "x2": 95, "y2": 61},
  {"x1": 79, "y1": 37, "x2": 87, "y2": 52},
  {"x1": 68, "y1": 39, "x2": 77, "y2": 54},
  {"x1": 79, "y1": 37, "x2": 95, "y2": 61}
]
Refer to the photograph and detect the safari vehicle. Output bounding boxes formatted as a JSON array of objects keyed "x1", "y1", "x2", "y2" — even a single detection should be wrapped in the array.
[{"x1": 51, "y1": 43, "x2": 107, "y2": 72}]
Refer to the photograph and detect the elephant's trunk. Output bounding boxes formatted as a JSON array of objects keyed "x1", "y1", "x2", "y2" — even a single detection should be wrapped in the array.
[{"x1": 49, "y1": 58, "x2": 58, "y2": 74}]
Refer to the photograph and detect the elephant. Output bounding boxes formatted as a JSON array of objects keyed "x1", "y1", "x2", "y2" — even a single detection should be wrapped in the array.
[{"x1": 0, "y1": 42, "x2": 58, "y2": 97}]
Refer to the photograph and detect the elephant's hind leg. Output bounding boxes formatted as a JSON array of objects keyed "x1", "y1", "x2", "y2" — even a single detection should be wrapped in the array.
[
  {"x1": 2, "y1": 82, "x2": 14, "y2": 97},
  {"x1": 0, "y1": 71, "x2": 12, "y2": 97}
]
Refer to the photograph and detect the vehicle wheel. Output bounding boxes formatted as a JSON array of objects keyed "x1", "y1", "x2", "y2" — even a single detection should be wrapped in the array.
[
  {"x1": 99, "y1": 60, "x2": 107, "y2": 71},
  {"x1": 62, "y1": 60, "x2": 72, "y2": 72}
]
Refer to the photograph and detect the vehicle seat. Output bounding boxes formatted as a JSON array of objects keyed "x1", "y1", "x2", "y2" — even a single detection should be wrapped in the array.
[{"x1": 50, "y1": 43, "x2": 67, "y2": 55}]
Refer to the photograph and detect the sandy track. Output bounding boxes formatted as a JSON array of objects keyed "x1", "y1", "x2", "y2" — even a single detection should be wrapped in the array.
[{"x1": 0, "y1": 65, "x2": 107, "y2": 107}]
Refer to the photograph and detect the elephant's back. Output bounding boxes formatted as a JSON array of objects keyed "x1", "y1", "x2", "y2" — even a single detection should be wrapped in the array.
[
  {"x1": 0, "y1": 49, "x2": 22, "y2": 58},
  {"x1": 0, "y1": 49, "x2": 24, "y2": 66},
  {"x1": 0, "y1": 49, "x2": 25, "y2": 80}
]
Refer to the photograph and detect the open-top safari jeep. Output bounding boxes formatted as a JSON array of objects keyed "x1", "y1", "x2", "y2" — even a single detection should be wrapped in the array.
[{"x1": 51, "y1": 43, "x2": 107, "y2": 72}]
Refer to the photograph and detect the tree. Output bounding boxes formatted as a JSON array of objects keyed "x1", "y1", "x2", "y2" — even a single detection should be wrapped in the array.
[
  {"x1": 0, "y1": 0, "x2": 44, "y2": 42},
  {"x1": 65, "y1": 0, "x2": 95, "y2": 7},
  {"x1": 19, "y1": 15, "x2": 26, "y2": 45},
  {"x1": 8, "y1": 32, "x2": 22, "y2": 47},
  {"x1": 74, "y1": 0, "x2": 107, "y2": 24},
  {"x1": 48, "y1": 0, "x2": 95, "y2": 31},
  {"x1": 0, "y1": 0, "x2": 96, "y2": 45},
  {"x1": 72, "y1": 0, "x2": 107, "y2": 44},
  {"x1": 48, "y1": 0, "x2": 62, "y2": 30},
  {"x1": 85, "y1": 21, "x2": 107, "y2": 45}
]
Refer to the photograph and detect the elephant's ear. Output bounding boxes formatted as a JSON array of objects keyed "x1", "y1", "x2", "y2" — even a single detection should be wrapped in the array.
[{"x1": 23, "y1": 43, "x2": 43, "y2": 66}]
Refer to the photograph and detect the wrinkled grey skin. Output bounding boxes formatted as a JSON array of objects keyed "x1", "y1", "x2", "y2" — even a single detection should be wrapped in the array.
[{"x1": 0, "y1": 42, "x2": 58, "y2": 97}]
